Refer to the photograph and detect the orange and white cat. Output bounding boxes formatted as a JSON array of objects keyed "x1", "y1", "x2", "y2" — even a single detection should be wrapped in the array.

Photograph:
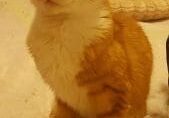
[{"x1": 27, "y1": 0, "x2": 160, "y2": 117}]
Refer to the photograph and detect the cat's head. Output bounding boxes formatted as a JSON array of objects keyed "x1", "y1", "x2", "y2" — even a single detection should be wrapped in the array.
[
  {"x1": 31, "y1": 0, "x2": 75, "y2": 15},
  {"x1": 31, "y1": 0, "x2": 74, "y2": 6},
  {"x1": 31, "y1": 0, "x2": 109, "y2": 15}
]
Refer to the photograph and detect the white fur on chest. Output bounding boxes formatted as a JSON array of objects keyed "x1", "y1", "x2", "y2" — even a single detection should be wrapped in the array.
[
  {"x1": 52, "y1": 19, "x2": 111, "y2": 116},
  {"x1": 28, "y1": 1, "x2": 112, "y2": 115},
  {"x1": 47, "y1": 23, "x2": 111, "y2": 117},
  {"x1": 30, "y1": 4, "x2": 112, "y2": 116},
  {"x1": 51, "y1": 41, "x2": 90, "y2": 115}
]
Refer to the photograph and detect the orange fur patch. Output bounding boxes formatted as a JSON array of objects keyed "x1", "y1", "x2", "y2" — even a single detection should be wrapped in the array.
[
  {"x1": 27, "y1": 0, "x2": 152, "y2": 117},
  {"x1": 76, "y1": 14, "x2": 152, "y2": 117}
]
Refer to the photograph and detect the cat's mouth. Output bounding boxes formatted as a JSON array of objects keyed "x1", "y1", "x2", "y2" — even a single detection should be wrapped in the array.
[
  {"x1": 44, "y1": 0, "x2": 74, "y2": 6},
  {"x1": 32, "y1": 0, "x2": 59, "y2": 7},
  {"x1": 45, "y1": 0, "x2": 58, "y2": 5},
  {"x1": 42, "y1": 0, "x2": 59, "y2": 6},
  {"x1": 33, "y1": 0, "x2": 73, "y2": 7}
]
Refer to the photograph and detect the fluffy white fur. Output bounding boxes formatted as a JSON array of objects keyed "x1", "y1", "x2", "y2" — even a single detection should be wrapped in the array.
[{"x1": 28, "y1": 1, "x2": 113, "y2": 117}]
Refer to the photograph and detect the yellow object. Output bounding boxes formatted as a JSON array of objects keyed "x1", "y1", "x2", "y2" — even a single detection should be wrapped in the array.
[{"x1": 109, "y1": 0, "x2": 169, "y2": 21}]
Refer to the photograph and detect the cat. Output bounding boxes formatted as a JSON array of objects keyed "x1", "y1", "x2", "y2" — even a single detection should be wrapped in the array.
[{"x1": 27, "y1": 0, "x2": 153, "y2": 117}]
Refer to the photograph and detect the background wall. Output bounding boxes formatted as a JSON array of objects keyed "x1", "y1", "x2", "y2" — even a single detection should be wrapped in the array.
[{"x1": 0, "y1": 1, "x2": 53, "y2": 118}]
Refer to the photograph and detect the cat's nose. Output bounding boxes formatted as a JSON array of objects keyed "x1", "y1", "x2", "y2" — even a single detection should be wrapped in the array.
[
  {"x1": 50, "y1": 0, "x2": 73, "y2": 5},
  {"x1": 46, "y1": 0, "x2": 57, "y2": 3},
  {"x1": 40, "y1": 0, "x2": 47, "y2": 2}
]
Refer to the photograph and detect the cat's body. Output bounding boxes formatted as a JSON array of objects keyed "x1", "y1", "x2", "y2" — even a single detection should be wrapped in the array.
[{"x1": 27, "y1": 0, "x2": 153, "y2": 117}]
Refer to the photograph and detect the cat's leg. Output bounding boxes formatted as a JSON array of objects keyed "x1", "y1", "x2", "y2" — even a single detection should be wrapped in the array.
[
  {"x1": 77, "y1": 74, "x2": 131, "y2": 118},
  {"x1": 75, "y1": 41, "x2": 139, "y2": 118},
  {"x1": 88, "y1": 86, "x2": 130, "y2": 118},
  {"x1": 50, "y1": 99, "x2": 82, "y2": 118}
]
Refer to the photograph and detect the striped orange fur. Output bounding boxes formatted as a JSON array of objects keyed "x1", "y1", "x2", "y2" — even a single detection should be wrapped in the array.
[{"x1": 27, "y1": 0, "x2": 152, "y2": 117}]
